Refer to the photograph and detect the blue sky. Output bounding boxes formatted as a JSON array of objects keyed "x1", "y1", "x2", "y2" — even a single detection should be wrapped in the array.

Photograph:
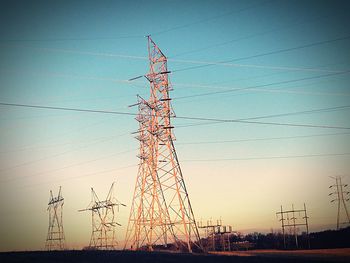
[{"x1": 0, "y1": 0, "x2": 350, "y2": 251}]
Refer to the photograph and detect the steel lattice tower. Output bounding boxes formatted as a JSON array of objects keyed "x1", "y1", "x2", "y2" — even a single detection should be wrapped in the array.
[
  {"x1": 124, "y1": 36, "x2": 202, "y2": 252},
  {"x1": 79, "y1": 182, "x2": 125, "y2": 250},
  {"x1": 45, "y1": 186, "x2": 65, "y2": 251},
  {"x1": 329, "y1": 176, "x2": 350, "y2": 229}
]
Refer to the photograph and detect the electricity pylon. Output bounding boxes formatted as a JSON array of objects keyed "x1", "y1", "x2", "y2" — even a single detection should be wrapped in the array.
[
  {"x1": 124, "y1": 36, "x2": 202, "y2": 252},
  {"x1": 329, "y1": 176, "x2": 350, "y2": 229},
  {"x1": 45, "y1": 186, "x2": 65, "y2": 251},
  {"x1": 79, "y1": 182, "x2": 125, "y2": 250}
]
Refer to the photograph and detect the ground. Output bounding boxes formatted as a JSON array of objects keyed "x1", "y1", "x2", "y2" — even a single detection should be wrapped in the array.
[{"x1": 0, "y1": 248, "x2": 349, "y2": 263}]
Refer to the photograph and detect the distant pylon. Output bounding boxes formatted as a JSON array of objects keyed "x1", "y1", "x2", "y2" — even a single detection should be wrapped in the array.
[
  {"x1": 124, "y1": 36, "x2": 203, "y2": 252},
  {"x1": 276, "y1": 203, "x2": 310, "y2": 249},
  {"x1": 45, "y1": 186, "x2": 65, "y2": 251},
  {"x1": 329, "y1": 176, "x2": 350, "y2": 229},
  {"x1": 79, "y1": 182, "x2": 125, "y2": 250},
  {"x1": 198, "y1": 218, "x2": 232, "y2": 251}
]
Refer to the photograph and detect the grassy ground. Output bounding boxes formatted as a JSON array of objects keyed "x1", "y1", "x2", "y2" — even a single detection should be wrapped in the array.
[
  {"x1": 212, "y1": 248, "x2": 350, "y2": 262},
  {"x1": 0, "y1": 249, "x2": 349, "y2": 263}
]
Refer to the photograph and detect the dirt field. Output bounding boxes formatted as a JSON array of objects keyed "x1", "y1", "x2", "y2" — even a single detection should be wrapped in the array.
[{"x1": 0, "y1": 249, "x2": 349, "y2": 263}]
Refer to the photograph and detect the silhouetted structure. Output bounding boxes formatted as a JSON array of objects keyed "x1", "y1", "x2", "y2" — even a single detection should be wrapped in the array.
[
  {"x1": 198, "y1": 218, "x2": 233, "y2": 251},
  {"x1": 45, "y1": 186, "x2": 65, "y2": 251},
  {"x1": 276, "y1": 203, "x2": 310, "y2": 249},
  {"x1": 79, "y1": 182, "x2": 125, "y2": 250},
  {"x1": 329, "y1": 176, "x2": 350, "y2": 229}
]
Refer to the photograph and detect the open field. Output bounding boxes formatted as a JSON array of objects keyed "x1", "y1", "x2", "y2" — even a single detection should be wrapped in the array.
[
  {"x1": 0, "y1": 249, "x2": 350, "y2": 263},
  {"x1": 212, "y1": 248, "x2": 350, "y2": 262}
]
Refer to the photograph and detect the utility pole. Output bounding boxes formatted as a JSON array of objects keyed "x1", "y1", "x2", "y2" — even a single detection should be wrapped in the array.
[
  {"x1": 291, "y1": 204, "x2": 298, "y2": 248},
  {"x1": 276, "y1": 204, "x2": 309, "y2": 249},
  {"x1": 329, "y1": 176, "x2": 350, "y2": 229},
  {"x1": 45, "y1": 186, "x2": 65, "y2": 251},
  {"x1": 124, "y1": 36, "x2": 202, "y2": 253},
  {"x1": 303, "y1": 203, "x2": 310, "y2": 249},
  {"x1": 79, "y1": 182, "x2": 125, "y2": 250}
]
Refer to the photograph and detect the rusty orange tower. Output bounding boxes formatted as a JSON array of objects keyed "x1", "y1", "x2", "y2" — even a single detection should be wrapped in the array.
[{"x1": 124, "y1": 36, "x2": 202, "y2": 252}]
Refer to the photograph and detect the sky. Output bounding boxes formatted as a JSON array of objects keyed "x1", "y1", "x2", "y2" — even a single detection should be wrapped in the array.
[{"x1": 0, "y1": 0, "x2": 350, "y2": 251}]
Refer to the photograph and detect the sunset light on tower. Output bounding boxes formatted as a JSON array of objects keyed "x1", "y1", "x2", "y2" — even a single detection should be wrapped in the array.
[{"x1": 0, "y1": 0, "x2": 350, "y2": 262}]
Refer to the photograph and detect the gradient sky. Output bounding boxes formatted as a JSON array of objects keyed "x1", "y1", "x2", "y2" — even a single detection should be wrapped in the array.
[{"x1": 0, "y1": 0, "x2": 350, "y2": 251}]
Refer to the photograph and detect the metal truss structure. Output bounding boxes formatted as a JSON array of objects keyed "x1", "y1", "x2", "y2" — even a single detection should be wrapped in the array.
[
  {"x1": 124, "y1": 36, "x2": 202, "y2": 252},
  {"x1": 45, "y1": 186, "x2": 65, "y2": 251},
  {"x1": 329, "y1": 176, "x2": 350, "y2": 229},
  {"x1": 79, "y1": 182, "x2": 125, "y2": 250},
  {"x1": 198, "y1": 219, "x2": 233, "y2": 251},
  {"x1": 276, "y1": 203, "x2": 310, "y2": 249}
]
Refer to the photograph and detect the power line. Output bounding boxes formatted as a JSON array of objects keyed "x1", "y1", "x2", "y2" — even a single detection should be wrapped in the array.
[
  {"x1": 173, "y1": 82, "x2": 350, "y2": 97},
  {"x1": 20, "y1": 164, "x2": 138, "y2": 190},
  {"x1": 173, "y1": 70, "x2": 350, "y2": 100},
  {"x1": 151, "y1": 0, "x2": 272, "y2": 36},
  {"x1": 0, "y1": 129, "x2": 130, "y2": 173},
  {"x1": 3, "y1": 67, "x2": 348, "y2": 98},
  {"x1": 182, "y1": 152, "x2": 350, "y2": 162},
  {"x1": 170, "y1": 12, "x2": 332, "y2": 58},
  {"x1": 1, "y1": 148, "x2": 137, "y2": 183},
  {"x1": 0, "y1": 102, "x2": 137, "y2": 116},
  {"x1": 0, "y1": 35, "x2": 144, "y2": 42},
  {"x1": 1, "y1": 102, "x2": 350, "y2": 130},
  {"x1": 172, "y1": 70, "x2": 350, "y2": 106},
  {"x1": 169, "y1": 59, "x2": 343, "y2": 73},
  {"x1": 9, "y1": 66, "x2": 343, "y2": 99},
  {"x1": 6, "y1": 45, "x2": 149, "y2": 61},
  {"x1": 0, "y1": 115, "x2": 124, "y2": 157},
  {"x1": 235, "y1": 105, "x2": 350, "y2": 121},
  {"x1": 175, "y1": 116, "x2": 350, "y2": 130},
  {"x1": 176, "y1": 132, "x2": 350, "y2": 145},
  {"x1": 0, "y1": 132, "x2": 129, "y2": 155},
  {"x1": 172, "y1": 35, "x2": 350, "y2": 73},
  {"x1": 175, "y1": 105, "x2": 350, "y2": 129},
  {"x1": 0, "y1": 69, "x2": 136, "y2": 84},
  {"x1": 4, "y1": 44, "x2": 343, "y2": 74}
]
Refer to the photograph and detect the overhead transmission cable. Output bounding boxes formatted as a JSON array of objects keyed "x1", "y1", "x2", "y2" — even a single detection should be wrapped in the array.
[
  {"x1": 152, "y1": 0, "x2": 273, "y2": 36},
  {"x1": 3, "y1": 44, "x2": 344, "y2": 74},
  {"x1": 20, "y1": 164, "x2": 138, "y2": 190},
  {"x1": 172, "y1": 69, "x2": 350, "y2": 100},
  {"x1": 0, "y1": 35, "x2": 144, "y2": 42},
  {"x1": 182, "y1": 152, "x2": 350, "y2": 162},
  {"x1": 0, "y1": 128, "x2": 130, "y2": 173},
  {"x1": 171, "y1": 35, "x2": 350, "y2": 73},
  {"x1": 175, "y1": 106, "x2": 350, "y2": 129},
  {"x1": 176, "y1": 132, "x2": 350, "y2": 145},
  {"x1": 1, "y1": 102, "x2": 350, "y2": 130},
  {"x1": 1, "y1": 148, "x2": 137, "y2": 183},
  {"x1": 169, "y1": 12, "x2": 333, "y2": 58}
]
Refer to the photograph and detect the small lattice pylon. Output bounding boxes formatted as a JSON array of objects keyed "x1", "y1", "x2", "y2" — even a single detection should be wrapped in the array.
[
  {"x1": 329, "y1": 176, "x2": 350, "y2": 229},
  {"x1": 124, "y1": 36, "x2": 203, "y2": 252},
  {"x1": 45, "y1": 186, "x2": 65, "y2": 251},
  {"x1": 79, "y1": 182, "x2": 125, "y2": 250}
]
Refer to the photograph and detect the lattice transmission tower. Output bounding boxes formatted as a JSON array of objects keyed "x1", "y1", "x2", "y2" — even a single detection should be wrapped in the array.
[
  {"x1": 45, "y1": 186, "x2": 65, "y2": 251},
  {"x1": 79, "y1": 182, "x2": 125, "y2": 250},
  {"x1": 124, "y1": 36, "x2": 202, "y2": 252},
  {"x1": 329, "y1": 176, "x2": 350, "y2": 229}
]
